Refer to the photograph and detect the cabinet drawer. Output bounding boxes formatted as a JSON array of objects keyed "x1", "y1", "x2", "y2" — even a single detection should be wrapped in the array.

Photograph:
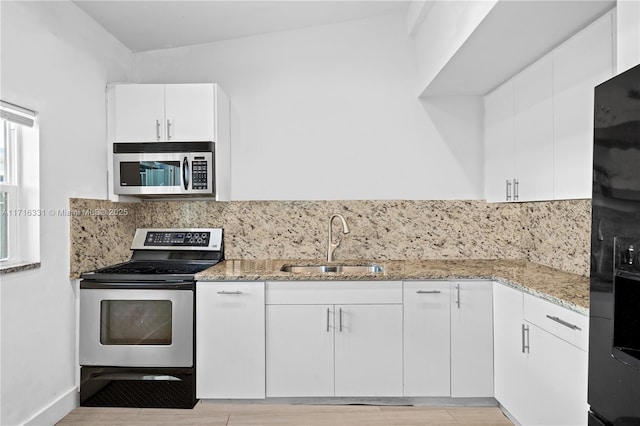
[
  {"x1": 523, "y1": 293, "x2": 588, "y2": 351},
  {"x1": 266, "y1": 281, "x2": 402, "y2": 305}
]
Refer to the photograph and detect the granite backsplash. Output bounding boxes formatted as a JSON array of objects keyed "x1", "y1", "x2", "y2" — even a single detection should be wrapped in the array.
[{"x1": 69, "y1": 198, "x2": 591, "y2": 278}]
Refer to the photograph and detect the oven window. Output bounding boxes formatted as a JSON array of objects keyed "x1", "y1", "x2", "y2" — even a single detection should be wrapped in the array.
[
  {"x1": 100, "y1": 300, "x2": 172, "y2": 345},
  {"x1": 120, "y1": 161, "x2": 180, "y2": 187}
]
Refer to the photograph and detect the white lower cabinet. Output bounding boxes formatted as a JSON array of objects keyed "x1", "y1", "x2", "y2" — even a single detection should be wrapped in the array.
[
  {"x1": 450, "y1": 281, "x2": 494, "y2": 397},
  {"x1": 403, "y1": 281, "x2": 451, "y2": 396},
  {"x1": 493, "y1": 282, "x2": 589, "y2": 426},
  {"x1": 196, "y1": 282, "x2": 265, "y2": 399},
  {"x1": 403, "y1": 280, "x2": 493, "y2": 398},
  {"x1": 265, "y1": 281, "x2": 403, "y2": 398},
  {"x1": 195, "y1": 277, "x2": 586, "y2": 416},
  {"x1": 493, "y1": 282, "x2": 528, "y2": 420},
  {"x1": 334, "y1": 304, "x2": 403, "y2": 396},
  {"x1": 266, "y1": 304, "x2": 335, "y2": 397}
]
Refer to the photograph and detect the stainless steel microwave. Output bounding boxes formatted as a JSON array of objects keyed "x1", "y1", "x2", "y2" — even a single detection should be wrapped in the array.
[{"x1": 113, "y1": 142, "x2": 215, "y2": 197}]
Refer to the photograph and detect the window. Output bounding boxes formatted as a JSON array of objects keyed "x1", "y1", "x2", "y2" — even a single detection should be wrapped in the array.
[
  {"x1": 0, "y1": 100, "x2": 38, "y2": 265},
  {"x1": 1, "y1": 121, "x2": 18, "y2": 260}
]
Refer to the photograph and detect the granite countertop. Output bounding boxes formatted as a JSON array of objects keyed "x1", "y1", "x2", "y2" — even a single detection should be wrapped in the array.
[{"x1": 196, "y1": 259, "x2": 590, "y2": 315}]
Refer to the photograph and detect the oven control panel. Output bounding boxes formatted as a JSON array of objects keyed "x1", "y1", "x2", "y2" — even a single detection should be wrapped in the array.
[
  {"x1": 145, "y1": 231, "x2": 210, "y2": 247},
  {"x1": 132, "y1": 228, "x2": 223, "y2": 251}
]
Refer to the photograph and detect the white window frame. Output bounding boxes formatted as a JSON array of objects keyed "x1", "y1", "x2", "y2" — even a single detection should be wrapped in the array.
[
  {"x1": 0, "y1": 100, "x2": 38, "y2": 266},
  {"x1": 1, "y1": 121, "x2": 19, "y2": 262}
]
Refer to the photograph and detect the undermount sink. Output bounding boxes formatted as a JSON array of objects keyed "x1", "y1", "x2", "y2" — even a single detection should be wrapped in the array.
[{"x1": 280, "y1": 263, "x2": 384, "y2": 274}]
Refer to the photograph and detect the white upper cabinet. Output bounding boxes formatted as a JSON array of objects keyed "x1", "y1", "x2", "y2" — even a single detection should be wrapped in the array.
[
  {"x1": 484, "y1": 81, "x2": 515, "y2": 203},
  {"x1": 164, "y1": 84, "x2": 215, "y2": 142},
  {"x1": 114, "y1": 83, "x2": 216, "y2": 142},
  {"x1": 114, "y1": 84, "x2": 165, "y2": 142},
  {"x1": 553, "y1": 12, "x2": 613, "y2": 200},
  {"x1": 513, "y1": 55, "x2": 555, "y2": 202},
  {"x1": 484, "y1": 10, "x2": 614, "y2": 202}
]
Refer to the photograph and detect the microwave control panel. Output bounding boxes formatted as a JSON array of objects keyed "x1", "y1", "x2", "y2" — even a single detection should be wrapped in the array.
[{"x1": 192, "y1": 159, "x2": 208, "y2": 190}]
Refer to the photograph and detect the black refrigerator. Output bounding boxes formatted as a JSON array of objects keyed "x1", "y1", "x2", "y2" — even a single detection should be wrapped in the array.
[{"x1": 589, "y1": 62, "x2": 640, "y2": 426}]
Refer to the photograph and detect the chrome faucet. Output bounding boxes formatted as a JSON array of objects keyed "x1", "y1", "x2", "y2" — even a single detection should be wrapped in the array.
[{"x1": 327, "y1": 213, "x2": 350, "y2": 262}]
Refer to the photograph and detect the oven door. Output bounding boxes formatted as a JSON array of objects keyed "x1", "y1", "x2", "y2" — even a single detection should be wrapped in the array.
[
  {"x1": 113, "y1": 151, "x2": 213, "y2": 196},
  {"x1": 80, "y1": 285, "x2": 193, "y2": 367}
]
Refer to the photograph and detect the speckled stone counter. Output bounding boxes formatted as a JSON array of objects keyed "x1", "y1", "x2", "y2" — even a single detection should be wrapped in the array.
[
  {"x1": 0, "y1": 261, "x2": 41, "y2": 274},
  {"x1": 197, "y1": 259, "x2": 590, "y2": 315}
]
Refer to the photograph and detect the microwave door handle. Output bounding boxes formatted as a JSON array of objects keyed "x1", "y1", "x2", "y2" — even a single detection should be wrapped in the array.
[{"x1": 183, "y1": 156, "x2": 190, "y2": 190}]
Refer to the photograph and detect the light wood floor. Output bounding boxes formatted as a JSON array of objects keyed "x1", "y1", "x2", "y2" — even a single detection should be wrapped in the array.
[{"x1": 56, "y1": 402, "x2": 514, "y2": 425}]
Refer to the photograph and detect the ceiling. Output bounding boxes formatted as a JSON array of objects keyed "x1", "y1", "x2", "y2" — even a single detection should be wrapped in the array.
[{"x1": 72, "y1": 1, "x2": 410, "y2": 53}]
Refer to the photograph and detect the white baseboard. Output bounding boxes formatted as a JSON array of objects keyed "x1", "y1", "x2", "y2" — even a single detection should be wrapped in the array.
[{"x1": 25, "y1": 387, "x2": 78, "y2": 426}]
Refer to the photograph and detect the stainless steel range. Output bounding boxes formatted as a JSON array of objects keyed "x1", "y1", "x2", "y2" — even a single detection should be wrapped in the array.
[{"x1": 79, "y1": 228, "x2": 223, "y2": 409}]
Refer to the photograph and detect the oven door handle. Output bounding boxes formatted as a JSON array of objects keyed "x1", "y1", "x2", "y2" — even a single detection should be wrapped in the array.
[{"x1": 80, "y1": 280, "x2": 194, "y2": 290}]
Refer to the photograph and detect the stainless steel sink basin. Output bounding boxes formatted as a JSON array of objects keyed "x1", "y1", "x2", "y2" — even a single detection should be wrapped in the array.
[{"x1": 280, "y1": 264, "x2": 384, "y2": 274}]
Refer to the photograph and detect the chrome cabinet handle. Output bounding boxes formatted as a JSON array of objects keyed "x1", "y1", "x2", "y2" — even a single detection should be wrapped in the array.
[
  {"x1": 506, "y1": 180, "x2": 512, "y2": 201},
  {"x1": 339, "y1": 308, "x2": 343, "y2": 332},
  {"x1": 522, "y1": 324, "x2": 530, "y2": 353},
  {"x1": 326, "y1": 308, "x2": 331, "y2": 332},
  {"x1": 514, "y1": 179, "x2": 519, "y2": 201},
  {"x1": 546, "y1": 315, "x2": 581, "y2": 331},
  {"x1": 216, "y1": 290, "x2": 243, "y2": 295},
  {"x1": 416, "y1": 290, "x2": 441, "y2": 294},
  {"x1": 167, "y1": 119, "x2": 172, "y2": 140},
  {"x1": 455, "y1": 284, "x2": 460, "y2": 308},
  {"x1": 156, "y1": 119, "x2": 161, "y2": 140}
]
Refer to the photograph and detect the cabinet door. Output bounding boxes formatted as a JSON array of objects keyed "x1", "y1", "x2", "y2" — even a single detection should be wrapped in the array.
[
  {"x1": 526, "y1": 323, "x2": 589, "y2": 426},
  {"x1": 484, "y1": 80, "x2": 515, "y2": 202},
  {"x1": 403, "y1": 281, "x2": 451, "y2": 396},
  {"x1": 514, "y1": 55, "x2": 554, "y2": 202},
  {"x1": 266, "y1": 304, "x2": 334, "y2": 397},
  {"x1": 493, "y1": 283, "x2": 528, "y2": 421},
  {"x1": 196, "y1": 282, "x2": 265, "y2": 399},
  {"x1": 334, "y1": 304, "x2": 403, "y2": 397},
  {"x1": 114, "y1": 84, "x2": 165, "y2": 142},
  {"x1": 553, "y1": 12, "x2": 613, "y2": 200},
  {"x1": 165, "y1": 84, "x2": 215, "y2": 142},
  {"x1": 450, "y1": 281, "x2": 493, "y2": 397}
]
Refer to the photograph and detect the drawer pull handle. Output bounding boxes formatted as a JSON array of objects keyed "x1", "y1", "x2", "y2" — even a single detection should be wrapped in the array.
[
  {"x1": 217, "y1": 290, "x2": 243, "y2": 295},
  {"x1": 416, "y1": 290, "x2": 441, "y2": 294},
  {"x1": 546, "y1": 315, "x2": 581, "y2": 331}
]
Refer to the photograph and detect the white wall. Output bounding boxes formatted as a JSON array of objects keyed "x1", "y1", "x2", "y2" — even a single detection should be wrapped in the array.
[
  {"x1": 616, "y1": 0, "x2": 640, "y2": 72},
  {"x1": 133, "y1": 13, "x2": 484, "y2": 200},
  {"x1": 412, "y1": 0, "x2": 497, "y2": 94},
  {"x1": 0, "y1": 2, "x2": 132, "y2": 425}
]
